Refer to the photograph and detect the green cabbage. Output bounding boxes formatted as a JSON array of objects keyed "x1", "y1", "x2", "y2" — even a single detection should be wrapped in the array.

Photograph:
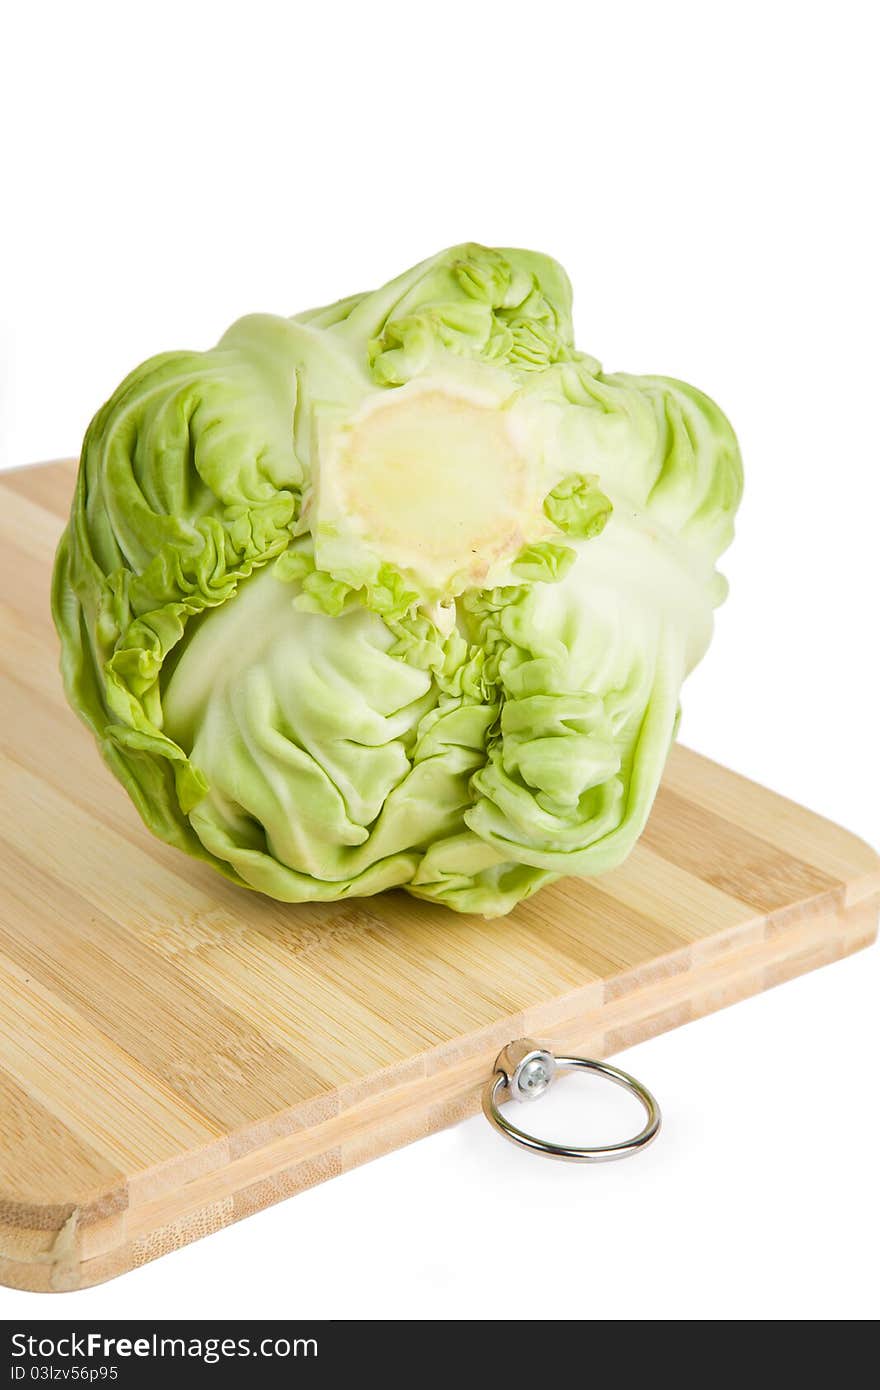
[{"x1": 52, "y1": 244, "x2": 742, "y2": 916}]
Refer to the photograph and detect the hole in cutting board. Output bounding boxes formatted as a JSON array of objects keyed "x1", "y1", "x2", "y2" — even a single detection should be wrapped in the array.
[{"x1": 500, "y1": 1068, "x2": 651, "y2": 1148}]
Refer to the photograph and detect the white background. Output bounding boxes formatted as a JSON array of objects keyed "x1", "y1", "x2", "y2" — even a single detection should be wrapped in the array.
[{"x1": 2, "y1": 0, "x2": 878, "y2": 1321}]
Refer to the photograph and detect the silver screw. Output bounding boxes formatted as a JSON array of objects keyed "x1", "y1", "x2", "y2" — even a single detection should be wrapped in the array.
[
  {"x1": 519, "y1": 1058, "x2": 551, "y2": 1094},
  {"x1": 513, "y1": 1049, "x2": 556, "y2": 1101}
]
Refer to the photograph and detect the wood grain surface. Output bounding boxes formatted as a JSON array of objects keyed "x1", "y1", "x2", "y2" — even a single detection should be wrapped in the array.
[{"x1": 1, "y1": 460, "x2": 877, "y2": 1293}]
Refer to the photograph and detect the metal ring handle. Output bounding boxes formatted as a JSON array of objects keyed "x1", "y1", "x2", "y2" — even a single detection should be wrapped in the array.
[{"x1": 481, "y1": 1038, "x2": 661, "y2": 1163}]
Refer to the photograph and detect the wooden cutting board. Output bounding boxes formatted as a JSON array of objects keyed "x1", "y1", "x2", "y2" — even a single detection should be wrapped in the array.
[{"x1": 1, "y1": 460, "x2": 877, "y2": 1294}]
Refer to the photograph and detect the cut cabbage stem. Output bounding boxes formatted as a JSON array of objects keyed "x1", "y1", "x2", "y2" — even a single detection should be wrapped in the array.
[{"x1": 330, "y1": 385, "x2": 541, "y2": 595}]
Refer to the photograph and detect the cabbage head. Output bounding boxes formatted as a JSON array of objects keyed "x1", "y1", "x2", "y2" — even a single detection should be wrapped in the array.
[{"x1": 52, "y1": 244, "x2": 742, "y2": 916}]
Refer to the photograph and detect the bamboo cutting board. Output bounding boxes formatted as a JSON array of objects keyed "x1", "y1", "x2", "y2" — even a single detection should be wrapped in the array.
[{"x1": 1, "y1": 461, "x2": 877, "y2": 1294}]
